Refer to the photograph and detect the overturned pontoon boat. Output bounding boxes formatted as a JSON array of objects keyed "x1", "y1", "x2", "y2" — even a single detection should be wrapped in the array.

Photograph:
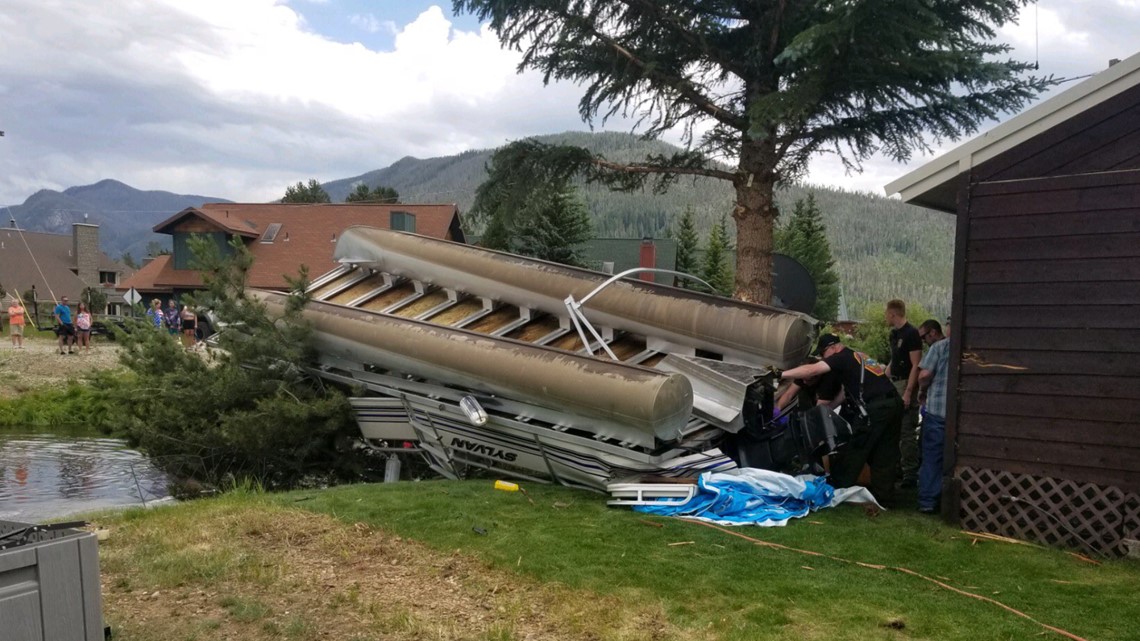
[{"x1": 254, "y1": 228, "x2": 849, "y2": 490}]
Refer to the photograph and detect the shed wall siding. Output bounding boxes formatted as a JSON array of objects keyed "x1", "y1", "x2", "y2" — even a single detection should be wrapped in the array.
[
  {"x1": 957, "y1": 168, "x2": 1140, "y2": 492},
  {"x1": 974, "y1": 82, "x2": 1140, "y2": 182}
]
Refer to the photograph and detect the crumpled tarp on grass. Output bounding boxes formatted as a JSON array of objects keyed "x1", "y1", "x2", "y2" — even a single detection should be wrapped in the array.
[{"x1": 634, "y1": 468, "x2": 880, "y2": 526}]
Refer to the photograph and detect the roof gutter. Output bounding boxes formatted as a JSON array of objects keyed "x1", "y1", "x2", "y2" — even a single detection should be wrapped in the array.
[{"x1": 884, "y1": 50, "x2": 1140, "y2": 211}]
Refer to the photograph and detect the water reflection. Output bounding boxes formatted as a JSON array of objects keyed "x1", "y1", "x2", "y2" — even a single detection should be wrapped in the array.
[{"x1": 0, "y1": 427, "x2": 171, "y2": 523}]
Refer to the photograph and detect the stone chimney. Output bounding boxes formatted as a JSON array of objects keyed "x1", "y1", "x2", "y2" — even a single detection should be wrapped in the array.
[{"x1": 72, "y1": 223, "x2": 100, "y2": 288}]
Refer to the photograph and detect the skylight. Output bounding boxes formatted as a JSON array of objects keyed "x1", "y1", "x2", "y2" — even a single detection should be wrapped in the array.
[{"x1": 261, "y1": 223, "x2": 282, "y2": 243}]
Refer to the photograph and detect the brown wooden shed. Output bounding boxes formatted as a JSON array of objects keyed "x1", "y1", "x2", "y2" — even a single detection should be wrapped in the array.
[{"x1": 886, "y1": 53, "x2": 1140, "y2": 556}]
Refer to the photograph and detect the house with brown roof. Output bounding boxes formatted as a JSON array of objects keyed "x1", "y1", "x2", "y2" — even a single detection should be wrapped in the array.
[
  {"x1": 119, "y1": 203, "x2": 465, "y2": 300},
  {"x1": 0, "y1": 222, "x2": 131, "y2": 323}
]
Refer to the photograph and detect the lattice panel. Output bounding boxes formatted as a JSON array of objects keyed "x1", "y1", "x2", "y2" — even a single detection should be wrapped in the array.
[
  {"x1": 957, "y1": 466, "x2": 1140, "y2": 557},
  {"x1": 1125, "y1": 494, "x2": 1140, "y2": 547}
]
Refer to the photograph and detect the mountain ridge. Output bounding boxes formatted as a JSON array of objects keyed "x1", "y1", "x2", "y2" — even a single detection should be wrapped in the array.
[
  {"x1": 4, "y1": 132, "x2": 952, "y2": 316},
  {"x1": 4, "y1": 180, "x2": 231, "y2": 261}
]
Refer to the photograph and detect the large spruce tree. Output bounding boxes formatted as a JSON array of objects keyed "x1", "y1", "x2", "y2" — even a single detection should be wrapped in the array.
[{"x1": 453, "y1": 0, "x2": 1049, "y2": 304}]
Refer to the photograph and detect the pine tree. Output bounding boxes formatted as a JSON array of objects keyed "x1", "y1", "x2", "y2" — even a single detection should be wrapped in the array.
[
  {"x1": 471, "y1": 145, "x2": 593, "y2": 267},
  {"x1": 512, "y1": 187, "x2": 593, "y2": 267},
  {"x1": 673, "y1": 206, "x2": 700, "y2": 288},
  {"x1": 454, "y1": 0, "x2": 1048, "y2": 303},
  {"x1": 702, "y1": 215, "x2": 734, "y2": 297},
  {"x1": 345, "y1": 184, "x2": 400, "y2": 203},
  {"x1": 777, "y1": 194, "x2": 841, "y2": 321},
  {"x1": 282, "y1": 179, "x2": 331, "y2": 204}
]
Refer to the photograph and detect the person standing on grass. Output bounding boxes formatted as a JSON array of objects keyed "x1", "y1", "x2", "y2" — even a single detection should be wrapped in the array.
[
  {"x1": 916, "y1": 319, "x2": 950, "y2": 514},
  {"x1": 75, "y1": 301, "x2": 93, "y2": 353},
  {"x1": 885, "y1": 299, "x2": 922, "y2": 488},
  {"x1": 146, "y1": 299, "x2": 165, "y2": 330},
  {"x1": 7, "y1": 298, "x2": 25, "y2": 349},
  {"x1": 165, "y1": 299, "x2": 182, "y2": 338},
  {"x1": 54, "y1": 295, "x2": 76, "y2": 355},
  {"x1": 180, "y1": 304, "x2": 197, "y2": 349}
]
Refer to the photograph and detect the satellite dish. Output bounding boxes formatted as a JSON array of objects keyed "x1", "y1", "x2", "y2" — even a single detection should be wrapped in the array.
[{"x1": 772, "y1": 253, "x2": 817, "y2": 315}]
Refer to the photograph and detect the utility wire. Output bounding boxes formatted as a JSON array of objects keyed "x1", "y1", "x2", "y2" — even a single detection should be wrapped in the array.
[
  {"x1": 1054, "y1": 73, "x2": 1097, "y2": 85},
  {"x1": 1035, "y1": 0, "x2": 1040, "y2": 71},
  {"x1": 4, "y1": 205, "x2": 60, "y2": 305}
]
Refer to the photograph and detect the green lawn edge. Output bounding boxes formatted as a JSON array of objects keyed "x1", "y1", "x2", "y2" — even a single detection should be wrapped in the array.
[{"x1": 272, "y1": 480, "x2": 1137, "y2": 641}]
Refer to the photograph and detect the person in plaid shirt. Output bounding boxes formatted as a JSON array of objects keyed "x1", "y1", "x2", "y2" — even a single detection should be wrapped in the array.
[
  {"x1": 165, "y1": 299, "x2": 182, "y2": 336},
  {"x1": 917, "y1": 319, "x2": 950, "y2": 514}
]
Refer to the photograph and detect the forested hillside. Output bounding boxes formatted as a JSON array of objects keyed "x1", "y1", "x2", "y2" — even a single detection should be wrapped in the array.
[{"x1": 329, "y1": 132, "x2": 954, "y2": 318}]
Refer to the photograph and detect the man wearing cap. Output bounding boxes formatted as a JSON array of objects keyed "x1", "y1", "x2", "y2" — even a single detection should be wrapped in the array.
[
  {"x1": 53, "y1": 296, "x2": 76, "y2": 355},
  {"x1": 780, "y1": 334, "x2": 903, "y2": 505},
  {"x1": 916, "y1": 319, "x2": 950, "y2": 514}
]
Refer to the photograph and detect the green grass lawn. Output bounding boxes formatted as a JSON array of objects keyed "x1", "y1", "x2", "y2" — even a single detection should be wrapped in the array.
[{"x1": 279, "y1": 480, "x2": 1136, "y2": 641}]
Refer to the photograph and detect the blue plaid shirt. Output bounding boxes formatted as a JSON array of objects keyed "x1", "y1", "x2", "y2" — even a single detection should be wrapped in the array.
[{"x1": 919, "y1": 338, "x2": 950, "y2": 418}]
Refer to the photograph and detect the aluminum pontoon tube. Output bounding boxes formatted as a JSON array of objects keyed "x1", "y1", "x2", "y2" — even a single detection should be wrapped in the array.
[
  {"x1": 334, "y1": 227, "x2": 816, "y2": 368},
  {"x1": 252, "y1": 290, "x2": 693, "y2": 447}
]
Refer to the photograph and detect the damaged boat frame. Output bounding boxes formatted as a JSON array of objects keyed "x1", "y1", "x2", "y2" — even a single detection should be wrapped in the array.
[{"x1": 254, "y1": 228, "x2": 847, "y2": 491}]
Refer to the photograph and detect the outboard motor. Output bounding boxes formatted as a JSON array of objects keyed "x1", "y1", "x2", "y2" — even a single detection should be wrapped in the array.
[{"x1": 721, "y1": 378, "x2": 854, "y2": 475}]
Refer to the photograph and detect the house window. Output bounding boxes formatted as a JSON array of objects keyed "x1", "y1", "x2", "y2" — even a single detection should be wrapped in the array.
[
  {"x1": 99, "y1": 271, "x2": 117, "y2": 285},
  {"x1": 390, "y1": 211, "x2": 416, "y2": 233},
  {"x1": 173, "y1": 232, "x2": 234, "y2": 269}
]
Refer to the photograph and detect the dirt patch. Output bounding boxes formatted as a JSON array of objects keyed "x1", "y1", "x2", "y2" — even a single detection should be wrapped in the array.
[
  {"x1": 0, "y1": 338, "x2": 123, "y2": 398},
  {"x1": 99, "y1": 502, "x2": 681, "y2": 641}
]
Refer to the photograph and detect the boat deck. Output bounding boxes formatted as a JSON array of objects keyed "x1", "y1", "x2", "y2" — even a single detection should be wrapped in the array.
[{"x1": 308, "y1": 265, "x2": 669, "y2": 367}]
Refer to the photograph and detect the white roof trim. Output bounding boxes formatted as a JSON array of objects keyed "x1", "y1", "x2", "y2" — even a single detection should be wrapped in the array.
[{"x1": 885, "y1": 50, "x2": 1140, "y2": 205}]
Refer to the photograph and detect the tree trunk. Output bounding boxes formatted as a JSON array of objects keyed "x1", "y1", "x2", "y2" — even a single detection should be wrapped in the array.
[{"x1": 731, "y1": 140, "x2": 778, "y2": 305}]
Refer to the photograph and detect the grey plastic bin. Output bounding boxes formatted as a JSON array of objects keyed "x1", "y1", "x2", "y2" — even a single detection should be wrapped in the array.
[{"x1": 0, "y1": 520, "x2": 104, "y2": 641}]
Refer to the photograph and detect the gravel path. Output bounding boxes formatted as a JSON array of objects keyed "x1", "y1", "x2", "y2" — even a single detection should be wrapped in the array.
[{"x1": 0, "y1": 335, "x2": 123, "y2": 398}]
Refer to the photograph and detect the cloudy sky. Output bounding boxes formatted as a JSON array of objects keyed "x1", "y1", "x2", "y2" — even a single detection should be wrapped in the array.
[{"x1": 0, "y1": 0, "x2": 1136, "y2": 206}]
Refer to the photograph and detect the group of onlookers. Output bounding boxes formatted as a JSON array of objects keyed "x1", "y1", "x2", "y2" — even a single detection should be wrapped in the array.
[
  {"x1": 5, "y1": 295, "x2": 202, "y2": 352},
  {"x1": 778, "y1": 299, "x2": 951, "y2": 512},
  {"x1": 51, "y1": 295, "x2": 94, "y2": 354},
  {"x1": 146, "y1": 298, "x2": 199, "y2": 348},
  {"x1": 4, "y1": 295, "x2": 93, "y2": 354}
]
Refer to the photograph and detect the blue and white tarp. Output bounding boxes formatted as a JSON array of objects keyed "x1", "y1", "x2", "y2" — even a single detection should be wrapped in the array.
[{"x1": 633, "y1": 468, "x2": 881, "y2": 527}]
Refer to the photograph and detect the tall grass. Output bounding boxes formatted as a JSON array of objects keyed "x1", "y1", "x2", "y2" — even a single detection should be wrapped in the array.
[{"x1": 0, "y1": 379, "x2": 120, "y2": 428}]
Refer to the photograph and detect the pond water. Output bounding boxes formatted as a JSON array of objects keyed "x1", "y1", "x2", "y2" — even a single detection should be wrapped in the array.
[{"x1": 0, "y1": 426, "x2": 171, "y2": 524}]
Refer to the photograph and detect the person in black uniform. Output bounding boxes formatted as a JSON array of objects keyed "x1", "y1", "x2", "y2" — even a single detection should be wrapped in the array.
[
  {"x1": 886, "y1": 299, "x2": 923, "y2": 487},
  {"x1": 775, "y1": 360, "x2": 823, "y2": 412},
  {"x1": 779, "y1": 334, "x2": 903, "y2": 506}
]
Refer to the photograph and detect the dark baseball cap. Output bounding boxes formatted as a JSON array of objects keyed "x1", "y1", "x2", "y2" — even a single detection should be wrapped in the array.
[{"x1": 813, "y1": 333, "x2": 842, "y2": 356}]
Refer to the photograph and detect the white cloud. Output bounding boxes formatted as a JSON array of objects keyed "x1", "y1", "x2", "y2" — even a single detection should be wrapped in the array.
[
  {"x1": 349, "y1": 13, "x2": 396, "y2": 34},
  {"x1": 0, "y1": 1, "x2": 585, "y2": 204},
  {"x1": 0, "y1": 1, "x2": 1137, "y2": 206},
  {"x1": 999, "y1": 5, "x2": 1090, "y2": 52}
]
